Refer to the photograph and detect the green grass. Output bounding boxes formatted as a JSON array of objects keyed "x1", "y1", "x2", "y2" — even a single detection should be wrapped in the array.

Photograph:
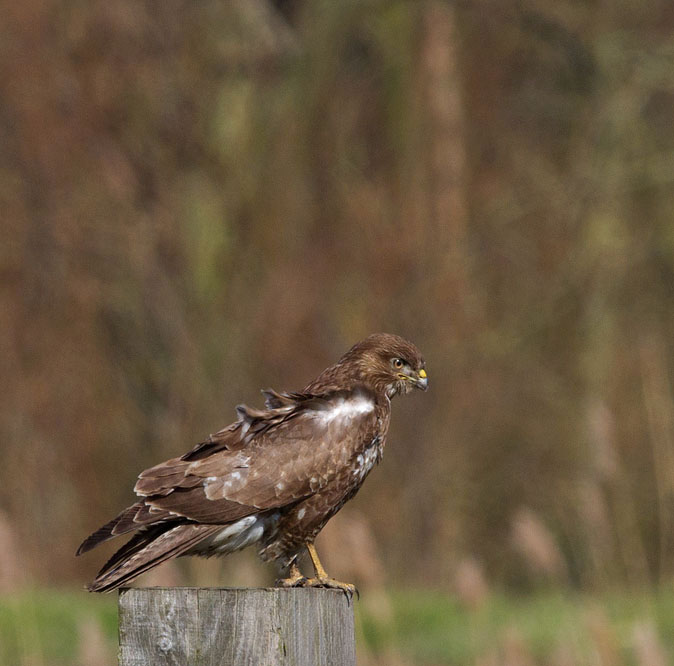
[
  {"x1": 2, "y1": 586, "x2": 674, "y2": 665},
  {"x1": 0, "y1": 589, "x2": 117, "y2": 666},
  {"x1": 358, "y1": 587, "x2": 674, "y2": 665}
]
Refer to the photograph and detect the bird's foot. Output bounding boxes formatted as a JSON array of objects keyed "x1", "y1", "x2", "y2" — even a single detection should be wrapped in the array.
[
  {"x1": 275, "y1": 561, "x2": 307, "y2": 588},
  {"x1": 301, "y1": 542, "x2": 359, "y2": 603},
  {"x1": 303, "y1": 576, "x2": 359, "y2": 603},
  {"x1": 275, "y1": 573, "x2": 307, "y2": 588}
]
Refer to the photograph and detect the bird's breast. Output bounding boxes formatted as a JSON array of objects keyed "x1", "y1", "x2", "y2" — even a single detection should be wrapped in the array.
[{"x1": 351, "y1": 436, "x2": 382, "y2": 484}]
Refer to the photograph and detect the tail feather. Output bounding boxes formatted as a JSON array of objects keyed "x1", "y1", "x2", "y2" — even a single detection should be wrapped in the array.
[
  {"x1": 87, "y1": 524, "x2": 221, "y2": 592},
  {"x1": 76, "y1": 517, "x2": 122, "y2": 556},
  {"x1": 76, "y1": 502, "x2": 172, "y2": 556},
  {"x1": 94, "y1": 525, "x2": 170, "y2": 577}
]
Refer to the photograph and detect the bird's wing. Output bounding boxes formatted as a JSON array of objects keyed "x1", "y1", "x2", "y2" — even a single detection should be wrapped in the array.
[{"x1": 135, "y1": 387, "x2": 379, "y2": 523}]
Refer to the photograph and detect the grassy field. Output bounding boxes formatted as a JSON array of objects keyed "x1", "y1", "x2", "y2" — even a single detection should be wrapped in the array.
[
  {"x1": 1, "y1": 586, "x2": 673, "y2": 665},
  {"x1": 357, "y1": 588, "x2": 674, "y2": 665},
  {"x1": 0, "y1": 588, "x2": 117, "y2": 666}
]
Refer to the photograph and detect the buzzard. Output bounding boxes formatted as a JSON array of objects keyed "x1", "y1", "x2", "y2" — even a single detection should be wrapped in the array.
[{"x1": 77, "y1": 333, "x2": 427, "y2": 596}]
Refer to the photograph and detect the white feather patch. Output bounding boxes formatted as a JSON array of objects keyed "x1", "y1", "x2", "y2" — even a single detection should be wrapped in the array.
[
  {"x1": 189, "y1": 515, "x2": 268, "y2": 556},
  {"x1": 352, "y1": 442, "x2": 380, "y2": 482},
  {"x1": 314, "y1": 396, "x2": 374, "y2": 424},
  {"x1": 211, "y1": 515, "x2": 258, "y2": 544}
]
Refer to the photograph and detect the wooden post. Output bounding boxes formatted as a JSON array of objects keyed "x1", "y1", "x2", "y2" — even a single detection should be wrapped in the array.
[{"x1": 118, "y1": 587, "x2": 356, "y2": 666}]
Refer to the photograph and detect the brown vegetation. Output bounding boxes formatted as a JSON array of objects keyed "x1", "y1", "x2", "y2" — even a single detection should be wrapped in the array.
[{"x1": 2, "y1": 0, "x2": 674, "y2": 594}]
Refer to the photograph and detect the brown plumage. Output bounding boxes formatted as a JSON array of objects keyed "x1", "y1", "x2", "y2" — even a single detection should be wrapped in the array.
[{"x1": 77, "y1": 333, "x2": 427, "y2": 593}]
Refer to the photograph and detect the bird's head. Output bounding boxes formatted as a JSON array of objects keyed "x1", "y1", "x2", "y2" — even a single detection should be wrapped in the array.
[{"x1": 338, "y1": 333, "x2": 428, "y2": 399}]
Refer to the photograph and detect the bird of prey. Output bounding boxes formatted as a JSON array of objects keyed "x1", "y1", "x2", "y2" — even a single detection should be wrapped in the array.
[{"x1": 77, "y1": 333, "x2": 427, "y2": 595}]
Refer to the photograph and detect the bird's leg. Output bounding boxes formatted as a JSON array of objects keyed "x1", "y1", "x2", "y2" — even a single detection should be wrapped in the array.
[
  {"x1": 275, "y1": 560, "x2": 307, "y2": 588},
  {"x1": 304, "y1": 543, "x2": 358, "y2": 601},
  {"x1": 307, "y1": 543, "x2": 329, "y2": 579}
]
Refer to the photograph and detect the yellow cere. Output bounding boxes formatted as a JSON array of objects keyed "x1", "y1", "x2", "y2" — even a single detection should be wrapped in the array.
[{"x1": 419, "y1": 369, "x2": 427, "y2": 378}]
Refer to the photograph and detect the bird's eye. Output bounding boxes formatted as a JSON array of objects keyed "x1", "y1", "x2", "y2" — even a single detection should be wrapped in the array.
[{"x1": 392, "y1": 358, "x2": 404, "y2": 369}]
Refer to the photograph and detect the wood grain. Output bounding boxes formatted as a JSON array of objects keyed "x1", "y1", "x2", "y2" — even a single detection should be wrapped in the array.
[{"x1": 118, "y1": 587, "x2": 356, "y2": 666}]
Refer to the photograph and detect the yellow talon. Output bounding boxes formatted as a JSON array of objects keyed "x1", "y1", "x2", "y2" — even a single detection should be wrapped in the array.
[
  {"x1": 276, "y1": 562, "x2": 307, "y2": 588},
  {"x1": 305, "y1": 543, "x2": 358, "y2": 602}
]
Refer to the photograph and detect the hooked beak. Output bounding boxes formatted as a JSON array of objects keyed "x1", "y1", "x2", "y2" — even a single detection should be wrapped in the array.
[{"x1": 415, "y1": 368, "x2": 428, "y2": 391}]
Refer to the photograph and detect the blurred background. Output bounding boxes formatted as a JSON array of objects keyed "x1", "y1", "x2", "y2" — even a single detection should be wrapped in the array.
[{"x1": 3, "y1": 0, "x2": 674, "y2": 664}]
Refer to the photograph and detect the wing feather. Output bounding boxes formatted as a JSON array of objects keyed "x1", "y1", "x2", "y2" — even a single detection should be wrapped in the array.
[
  {"x1": 78, "y1": 387, "x2": 379, "y2": 556},
  {"x1": 138, "y1": 388, "x2": 378, "y2": 521},
  {"x1": 200, "y1": 388, "x2": 377, "y2": 508},
  {"x1": 148, "y1": 489, "x2": 256, "y2": 523}
]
